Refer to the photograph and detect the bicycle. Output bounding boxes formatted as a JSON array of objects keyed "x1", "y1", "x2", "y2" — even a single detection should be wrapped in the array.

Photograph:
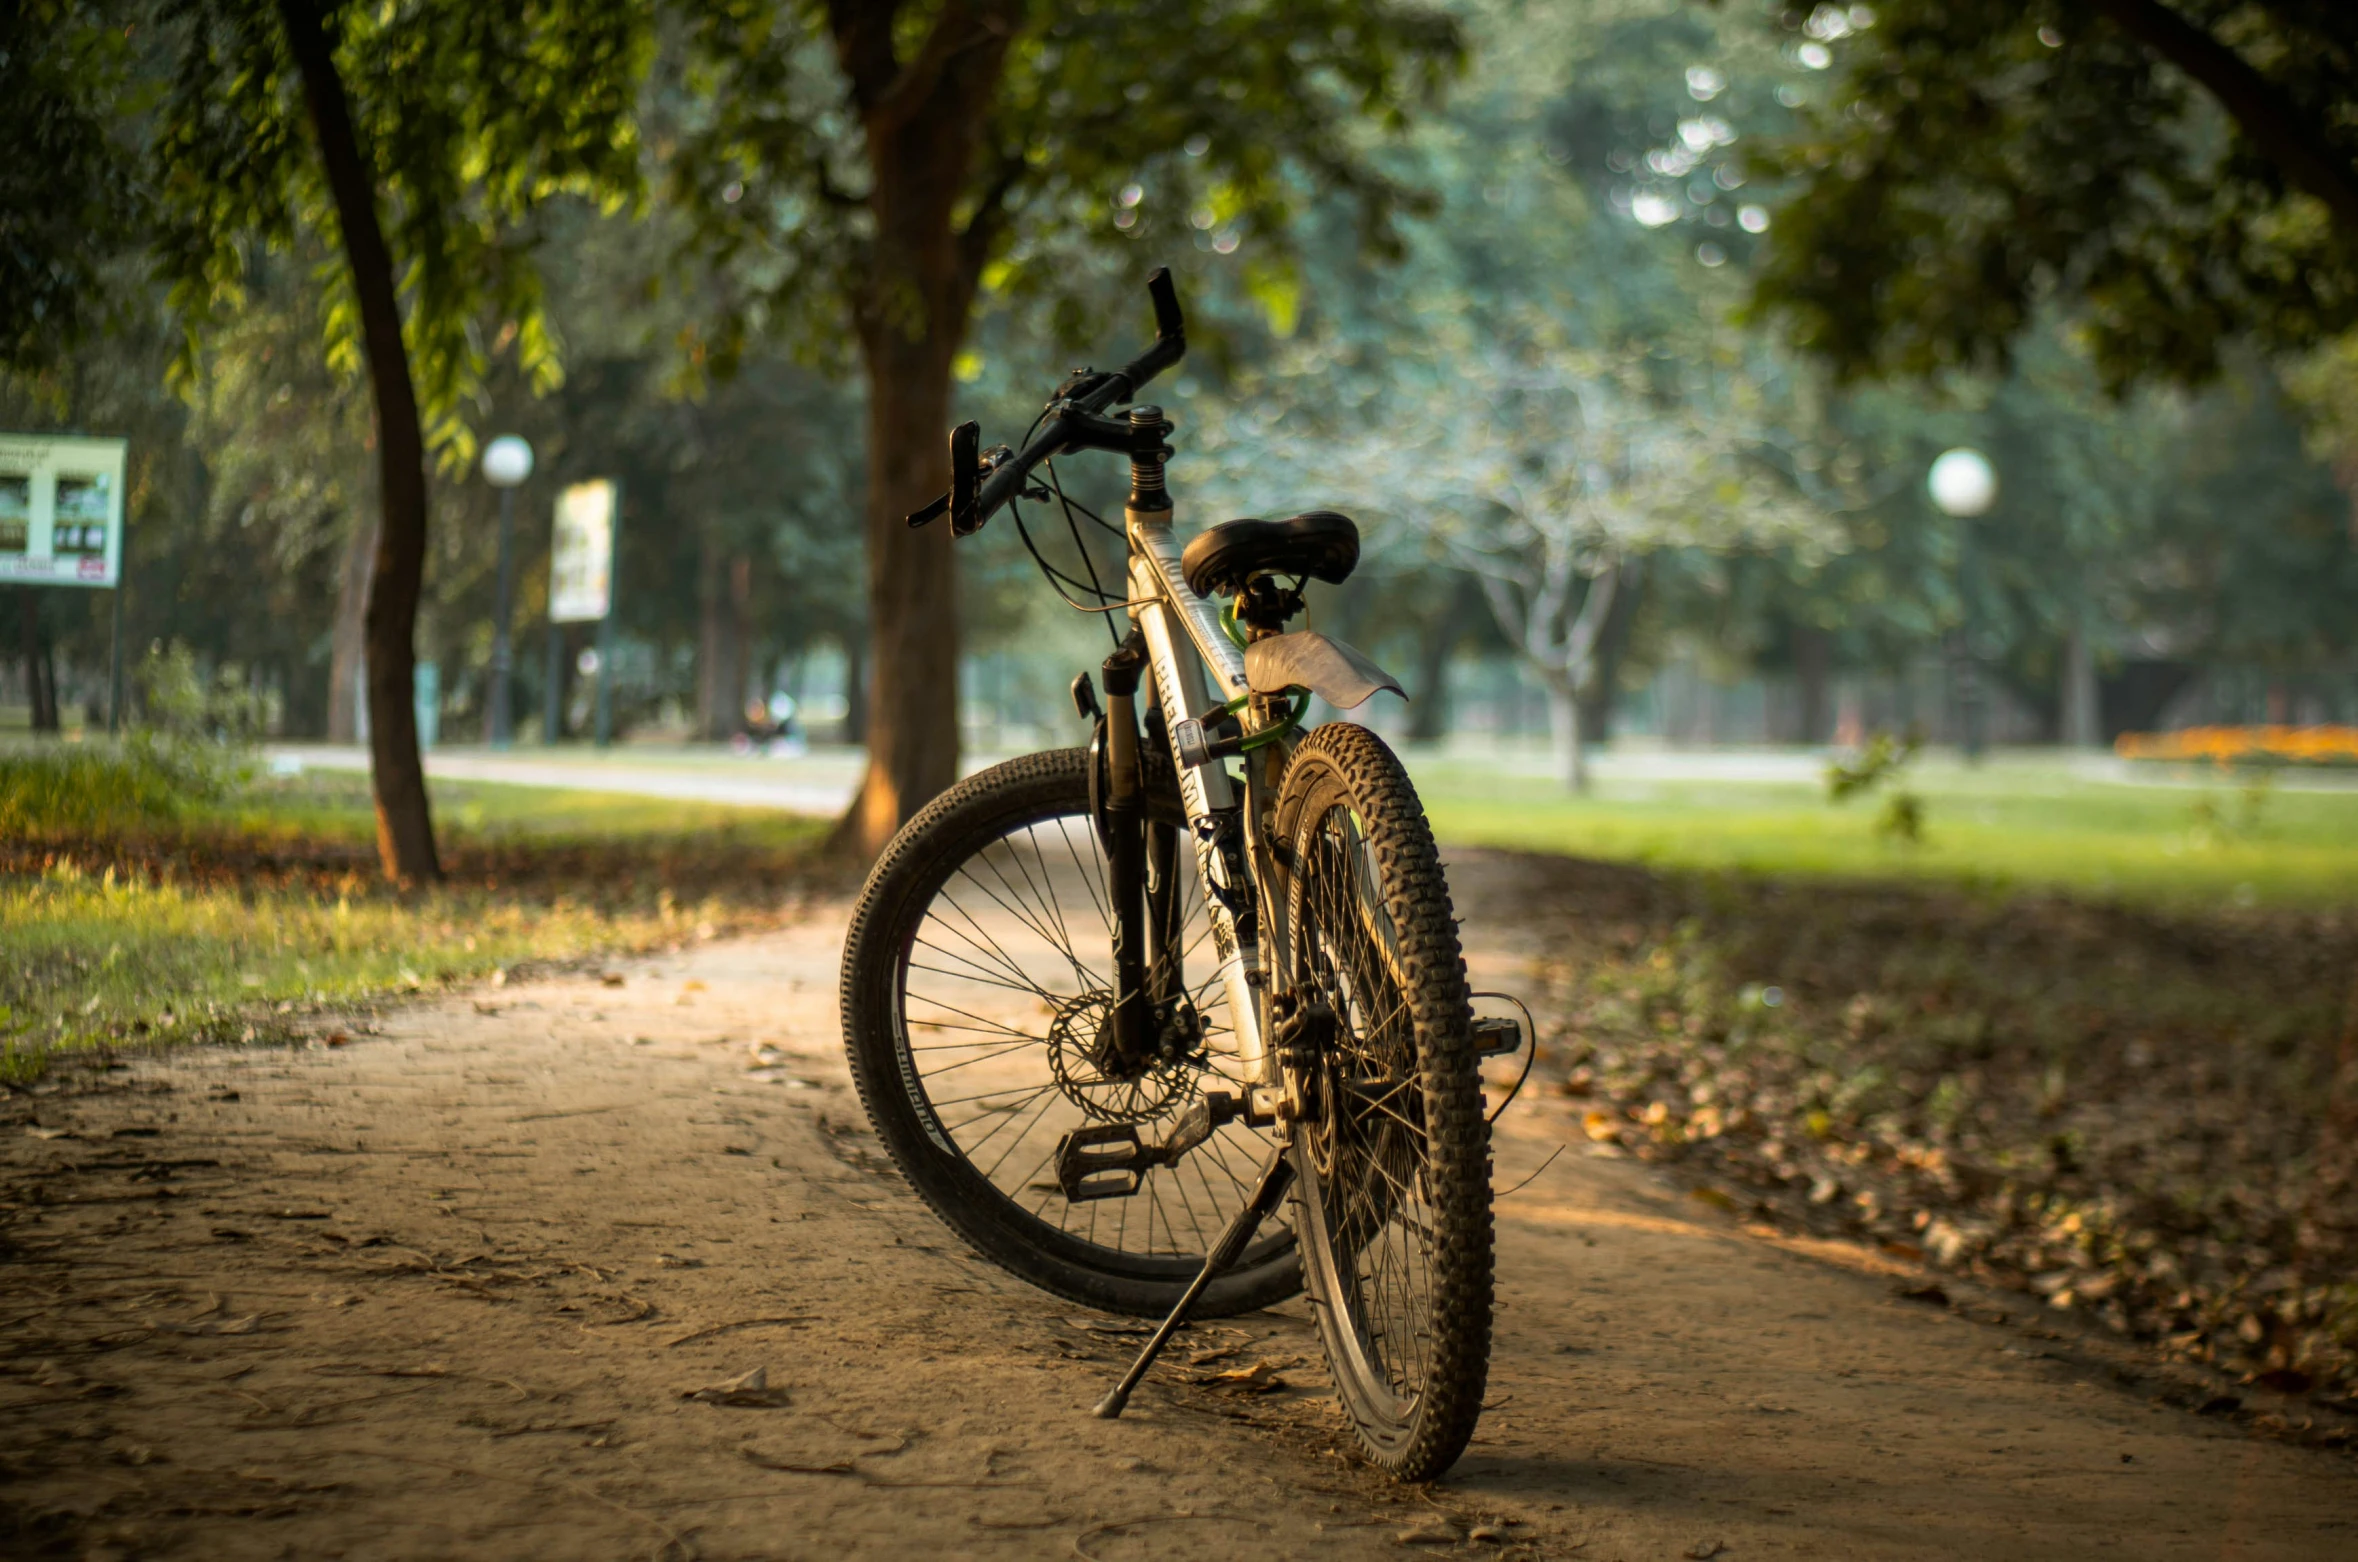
[{"x1": 839, "y1": 269, "x2": 1522, "y2": 1479}]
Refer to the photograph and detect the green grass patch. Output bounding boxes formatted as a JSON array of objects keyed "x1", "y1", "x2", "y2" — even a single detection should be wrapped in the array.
[
  {"x1": 1411, "y1": 753, "x2": 2358, "y2": 909},
  {"x1": 1, "y1": 748, "x2": 833, "y2": 1085},
  {"x1": 0, "y1": 744, "x2": 196, "y2": 837}
]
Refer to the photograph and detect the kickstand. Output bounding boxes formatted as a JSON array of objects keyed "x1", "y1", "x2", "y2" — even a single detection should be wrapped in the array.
[{"x1": 1094, "y1": 1145, "x2": 1295, "y2": 1419}]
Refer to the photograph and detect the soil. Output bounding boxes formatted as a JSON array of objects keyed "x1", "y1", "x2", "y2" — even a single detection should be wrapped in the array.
[{"x1": 2, "y1": 853, "x2": 2351, "y2": 1560}]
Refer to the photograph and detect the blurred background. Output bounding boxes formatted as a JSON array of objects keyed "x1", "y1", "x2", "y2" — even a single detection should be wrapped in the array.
[{"x1": 8, "y1": 1, "x2": 2353, "y2": 781}]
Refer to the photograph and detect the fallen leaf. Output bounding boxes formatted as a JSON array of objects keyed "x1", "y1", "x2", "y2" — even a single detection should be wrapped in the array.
[
  {"x1": 2247, "y1": 1368, "x2": 2313, "y2": 1395},
  {"x1": 601, "y1": 972, "x2": 627, "y2": 988},
  {"x1": 1196, "y1": 1360, "x2": 1288, "y2": 1393},
  {"x1": 1581, "y1": 1111, "x2": 1620, "y2": 1143},
  {"x1": 683, "y1": 1366, "x2": 789, "y2": 1408},
  {"x1": 1395, "y1": 1524, "x2": 1459, "y2": 1546}
]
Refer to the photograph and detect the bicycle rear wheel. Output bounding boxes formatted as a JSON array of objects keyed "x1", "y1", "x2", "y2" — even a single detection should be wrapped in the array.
[
  {"x1": 1276, "y1": 722, "x2": 1492, "y2": 1479},
  {"x1": 840, "y1": 747, "x2": 1301, "y2": 1318}
]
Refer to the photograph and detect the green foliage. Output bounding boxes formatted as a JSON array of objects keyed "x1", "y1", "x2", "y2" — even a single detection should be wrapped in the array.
[
  {"x1": 667, "y1": 0, "x2": 1464, "y2": 364},
  {"x1": 1747, "y1": 2, "x2": 2358, "y2": 385},
  {"x1": 149, "y1": 0, "x2": 656, "y2": 461},
  {"x1": 1825, "y1": 729, "x2": 1924, "y2": 842},
  {"x1": 124, "y1": 640, "x2": 267, "y2": 801},
  {"x1": 1824, "y1": 729, "x2": 1916, "y2": 802},
  {"x1": 0, "y1": 4, "x2": 152, "y2": 375},
  {"x1": 0, "y1": 642, "x2": 268, "y2": 838},
  {"x1": 0, "y1": 748, "x2": 188, "y2": 838}
]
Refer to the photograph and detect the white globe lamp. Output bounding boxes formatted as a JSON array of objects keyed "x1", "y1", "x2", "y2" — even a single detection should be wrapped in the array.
[
  {"x1": 482, "y1": 434, "x2": 535, "y2": 489},
  {"x1": 1928, "y1": 447, "x2": 1996, "y2": 517}
]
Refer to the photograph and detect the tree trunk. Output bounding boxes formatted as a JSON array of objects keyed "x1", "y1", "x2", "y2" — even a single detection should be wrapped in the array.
[
  {"x1": 825, "y1": 2, "x2": 1019, "y2": 858},
  {"x1": 1545, "y1": 680, "x2": 1588, "y2": 793},
  {"x1": 1405, "y1": 574, "x2": 1476, "y2": 744},
  {"x1": 1576, "y1": 561, "x2": 1644, "y2": 749},
  {"x1": 327, "y1": 507, "x2": 376, "y2": 742},
  {"x1": 37, "y1": 628, "x2": 58, "y2": 733},
  {"x1": 2061, "y1": 620, "x2": 2102, "y2": 749},
  {"x1": 278, "y1": 0, "x2": 438, "y2": 885},
  {"x1": 1793, "y1": 622, "x2": 1831, "y2": 745},
  {"x1": 18, "y1": 594, "x2": 38, "y2": 731},
  {"x1": 19, "y1": 590, "x2": 56, "y2": 733},
  {"x1": 841, "y1": 627, "x2": 867, "y2": 746},
  {"x1": 842, "y1": 327, "x2": 963, "y2": 854},
  {"x1": 696, "y1": 526, "x2": 742, "y2": 741}
]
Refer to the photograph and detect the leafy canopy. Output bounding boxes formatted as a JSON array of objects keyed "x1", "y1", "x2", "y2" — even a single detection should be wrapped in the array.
[
  {"x1": 666, "y1": 0, "x2": 1463, "y2": 365},
  {"x1": 150, "y1": 0, "x2": 654, "y2": 461},
  {"x1": 0, "y1": 4, "x2": 152, "y2": 376},
  {"x1": 1746, "y1": 1, "x2": 2358, "y2": 386}
]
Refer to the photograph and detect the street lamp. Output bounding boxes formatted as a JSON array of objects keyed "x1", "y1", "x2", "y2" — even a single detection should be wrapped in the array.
[
  {"x1": 1928, "y1": 447, "x2": 1996, "y2": 763},
  {"x1": 481, "y1": 434, "x2": 534, "y2": 749}
]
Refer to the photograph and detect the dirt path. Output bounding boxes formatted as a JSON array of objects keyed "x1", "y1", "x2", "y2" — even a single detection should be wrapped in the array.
[{"x1": 3, "y1": 857, "x2": 2350, "y2": 1560}]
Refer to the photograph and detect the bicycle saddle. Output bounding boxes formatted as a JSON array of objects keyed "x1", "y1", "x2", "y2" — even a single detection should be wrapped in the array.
[{"x1": 1180, "y1": 511, "x2": 1360, "y2": 600}]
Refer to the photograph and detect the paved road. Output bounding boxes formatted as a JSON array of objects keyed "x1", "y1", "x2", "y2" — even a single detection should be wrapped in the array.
[{"x1": 273, "y1": 742, "x2": 866, "y2": 816}]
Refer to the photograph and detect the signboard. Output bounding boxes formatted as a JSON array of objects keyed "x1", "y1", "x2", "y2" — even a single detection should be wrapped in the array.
[
  {"x1": 549, "y1": 479, "x2": 616, "y2": 623},
  {"x1": 0, "y1": 433, "x2": 128, "y2": 587}
]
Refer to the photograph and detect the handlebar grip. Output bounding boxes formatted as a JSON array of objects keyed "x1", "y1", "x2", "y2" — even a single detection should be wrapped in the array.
[
  {"x1": 948, "y1": 421, "x2": 981, "y2": 532},
  {"x1": 1146, "y1": 267, "x2": 1183, "y2": 341}
]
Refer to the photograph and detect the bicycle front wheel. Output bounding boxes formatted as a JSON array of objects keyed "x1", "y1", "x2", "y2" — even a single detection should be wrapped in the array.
[
  {"x1": 840, "y1": 747, "x2": 1301, "y2": 1318},
  {"x1": 1276, "y1": 722, "x2": 1492, "y2": 1479}
]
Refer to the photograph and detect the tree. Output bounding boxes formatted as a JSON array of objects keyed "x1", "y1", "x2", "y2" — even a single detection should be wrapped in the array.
[
  {"x1": 147, "y1": 0, "x2": 651, "y2": 882},
  {"x1": 0, "y1": 6, "x2": 150, "y2": 376},
  {"x1": 671, "y1": 0, "x2": 1459, "y2": 855},
  {"x1": 1747, "y1": 1, "x2": 2358, "y2": 386},
  {"x1": 1316, "y1": 342, "x2": 1825, "y2": 787}
]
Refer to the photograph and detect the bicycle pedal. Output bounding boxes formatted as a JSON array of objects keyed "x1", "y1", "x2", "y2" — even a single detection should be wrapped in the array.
[
  {"x1": 1054, "y1": 1124, "x2": 1152, "y2": 1201},
  {"x1": 1472, "y1": 1015, "x2": 1523, "y2": 1057}
]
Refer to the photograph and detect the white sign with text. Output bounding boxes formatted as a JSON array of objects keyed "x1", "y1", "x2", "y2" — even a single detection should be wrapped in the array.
[
  {"x1": 0, "y1": 433, "x2": 128, "y2": 587},
  {"x1": 549, "y1": 479, "x2": 617, "y2": 623}
]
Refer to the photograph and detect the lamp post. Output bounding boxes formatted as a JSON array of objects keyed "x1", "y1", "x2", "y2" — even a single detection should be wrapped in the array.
[
  {"x1": 1928, "y1": 447, "x2": 1997, "y2": 764},
  {"x1": 481, "y1": 435, "x2": 534, "y2": 748}
]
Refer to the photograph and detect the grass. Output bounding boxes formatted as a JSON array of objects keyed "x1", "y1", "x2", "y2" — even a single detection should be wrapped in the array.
[
  {"x1": 1, "y1": 754, "x2": 832, "y2": 1085},
  {"x1": 1408, "y1": 750, "x2": 2358, "y2": 910}
]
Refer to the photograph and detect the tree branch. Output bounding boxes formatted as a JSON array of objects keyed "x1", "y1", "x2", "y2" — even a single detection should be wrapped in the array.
[
  {"x1": 2087, "y1": 0, "x2": 2358, "y2": 234},
  {"x1": 824, "y1": 0, "x2": 903, "y2": 115},
  {"x1": 872, "y1": 0, "x2": 1014, "y2": 136},
  {"x1": 951, "y1": 148, "x2": 1029, "y2": 301}
]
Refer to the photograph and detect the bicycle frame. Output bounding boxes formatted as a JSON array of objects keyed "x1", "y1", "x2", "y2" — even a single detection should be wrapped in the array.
[{"x1": 1123, "y1": 494, "x2": 1284, "y2": 1090}]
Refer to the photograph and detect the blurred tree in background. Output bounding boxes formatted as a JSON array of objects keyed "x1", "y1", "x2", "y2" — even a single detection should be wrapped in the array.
[
  {"x1": 667, "y1": 0, "x2": 1462, "y2": 852},
  {"x1": 1748, "y1": 1, "x2": 2358, "y2": 386},
  {"x1": 1, "y1": 0, "x2": 2353, "y2": 822}
]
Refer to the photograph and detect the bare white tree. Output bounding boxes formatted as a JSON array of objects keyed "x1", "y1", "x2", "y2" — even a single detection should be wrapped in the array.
[{"x1": 1194, "y1": 336, "x2": 1829, "y2": 787}]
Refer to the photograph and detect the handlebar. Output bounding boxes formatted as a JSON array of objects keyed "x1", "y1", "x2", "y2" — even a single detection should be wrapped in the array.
[{"x1": 907, "y1": 268, "x2": 1186, "y2": 536}]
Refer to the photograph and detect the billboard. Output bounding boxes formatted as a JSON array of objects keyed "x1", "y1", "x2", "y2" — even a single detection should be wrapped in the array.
[
  {"x1": 549, "y1": 479, "x2": 616, "y2": 623},
  {"x1": 0, "y1": 433, "x2": 128, "y2": 587}
]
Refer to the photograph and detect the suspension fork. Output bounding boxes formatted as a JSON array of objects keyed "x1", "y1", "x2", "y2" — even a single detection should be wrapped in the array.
[{"x1": 1099, "y1": 628, "x2": 1153, "y2": 1072}]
